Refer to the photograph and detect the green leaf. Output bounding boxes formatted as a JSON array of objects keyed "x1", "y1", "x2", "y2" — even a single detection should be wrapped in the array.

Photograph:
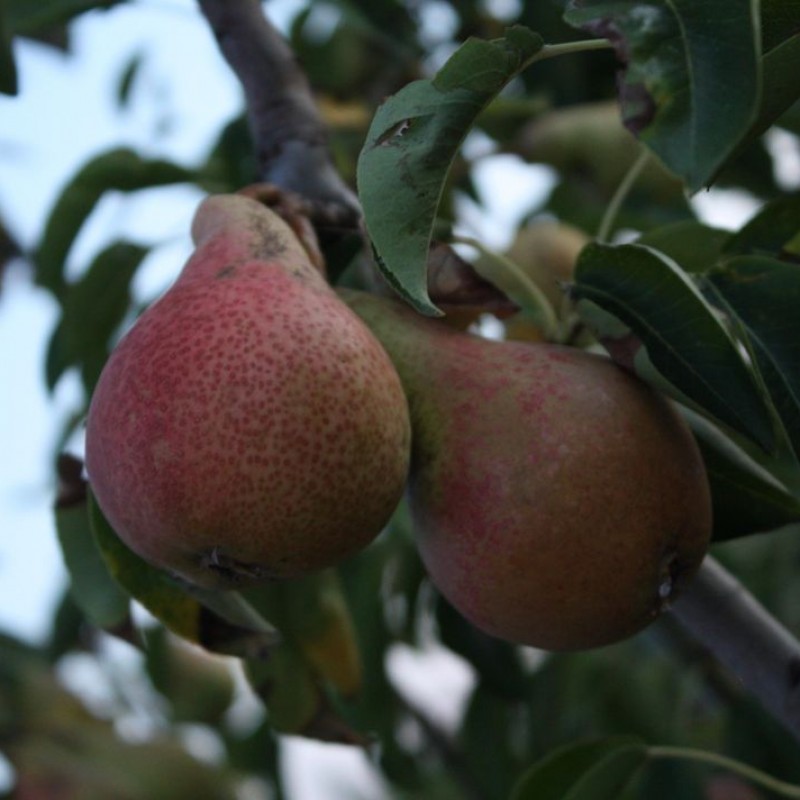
[
  {"x1": 6, "y1": 0, "x2": 123, "y2": 35},
  {"x1": 36, "y1": 148, "x2": 191, "y2": 300},
  {"x1": 685, "y1": 410, "x2": 800, "y2": 541},
  {"x1": 0, "y1": 1, "x2": 18, "y2": 96},
  {"x1": 706, "y1": 255, "x2": 800, "y2": 464},
  {"x1": 750, "y1": 0, "x2": 800, "y2": 137},
  {"x1": 357, "y1": 26, "x2": 544, "y2": 315},
  {"x1": 562, "y1": 0, "x2": 760, "y2": 191},
  {"x1": 572, "y1": 242, "x2": 777, "y2": 452},
  {"x1": 55, "y1": 501, "x2": 130, "y2": 630},
  {"x1": 47, "y1": 240, "x2": 147, "y2": 392},
  {"x1": 116, "y1": 50, "x2": 143, "y2": 108},
  {"x1": 511, "y1": 737, "x2": 647, "y2": 800},
  {"x1": 88, "y1": 492, "x2": 280, "y2": 659},
  {"x1": 637, "y1": 221, "x2": 731, "y2": 274},
  {"x1": 722, "y1": 195, "x2": 800, "y2": 258}
]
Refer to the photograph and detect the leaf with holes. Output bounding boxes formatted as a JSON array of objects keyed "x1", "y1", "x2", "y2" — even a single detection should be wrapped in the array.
[
  {"x1": 561, "y1": 0, "x2": 760, "y2": 191},
  {"x1": 357, "y1": 26, "x2": 543, "y2": 314}
]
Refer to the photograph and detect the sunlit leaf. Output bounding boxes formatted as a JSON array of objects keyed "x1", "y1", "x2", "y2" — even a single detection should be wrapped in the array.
[
  {"x1": 572, "y1": 242, "x2": 777, "y2": 452},
  {"x1": 358, "y1": 26, "x2": 544, "y2": 314},
  {"x1": 562, "y1": 0, "x2": 760, "y2": 191}
]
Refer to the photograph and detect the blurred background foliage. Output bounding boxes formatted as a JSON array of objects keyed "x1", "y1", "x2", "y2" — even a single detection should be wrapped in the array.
[{"x1": 1, "y1": 0, "x2": 800, "y2": 798}]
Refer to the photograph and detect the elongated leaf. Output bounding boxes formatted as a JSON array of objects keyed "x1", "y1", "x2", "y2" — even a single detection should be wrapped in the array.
[
  {"x1": 55, "y1": 457, "x2": 130, "y2": 629},
  {"x1": 684, "y1": 410, "x2": 800, "y2": 541},
  {"x1": 750, "y1": 0, "x2": 800, "y2": 137},
  {"x1": 562, "y1": 0, "x2": 760, "y2": 190},
  {"x1": 6, "y1": 0, "x2": 123, "y2": 35},
  {"x1": 706, "y1": 255, "x2": 800, "y2": 464},
  {"x1": 637, "y1": 221, "x2": 730, "y2": 274},
  {"x1": 36, "y1": 148, "x2": 191, "y2": 299},
  {"x1": 244, "y1": 573, "x2": 363, "y2": 698},
  {"x1": 0, "y1": 1, "x2": 17, "y2": 96},
  {"x1": 511, "y1": 738, "x2": 647, "y2": 800},
  {"x1": 89, "y1": 492, "x2": 280, "y2": 659},
  {"x1": 572, "y1": 242, "x2": 776, "y2": 451},
  {"x1": 722, "y1": 195, "x2": 800, "y2": 257},
  {"x1": 47, "y1": 240, "x2": 147, "y2": 391},
  {"x1": 357, "y1": 26, "x2": 544, "y2": 314}
]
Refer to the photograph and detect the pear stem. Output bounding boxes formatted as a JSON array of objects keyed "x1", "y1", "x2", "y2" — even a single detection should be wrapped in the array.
[
  {"x1": 671, "y1": 555, "x2": 800, "y2": 741},
  {"x1": 196, "y1": 0, "x2": 361, "y2": 235}
]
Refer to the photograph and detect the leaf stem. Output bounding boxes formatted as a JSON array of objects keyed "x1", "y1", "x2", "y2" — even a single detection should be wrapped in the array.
[
  {"x1": 596, "y1": 149, "x2": 651, "y2": 243},
  {"x1": 534, "y1": 39, "x2": 615, "y2": 62},
  {"x1": 649, "y1": 746, "x2": 800, "y2": 798},
  {"x1": 451, "y1": 235, "x2": 560, "y2": 340}
]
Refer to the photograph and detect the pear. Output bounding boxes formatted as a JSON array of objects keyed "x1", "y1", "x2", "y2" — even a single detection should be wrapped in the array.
[
  {"x1": 85, "y1": 195, "x2": 411, "y2": 589},
  {"x1": 342, "y1": 290, "x2": 712, "y2": 651}
]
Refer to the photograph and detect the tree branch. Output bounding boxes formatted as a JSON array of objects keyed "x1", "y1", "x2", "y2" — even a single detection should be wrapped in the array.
[
  {"x1": 196, "y1": 0, "x2": 361, "y2": 237},
  {"x1": 671, "y1": 555, "x2": 800, "y2": 740}
]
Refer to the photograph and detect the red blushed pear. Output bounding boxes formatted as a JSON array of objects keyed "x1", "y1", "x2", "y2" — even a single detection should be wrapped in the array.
[
  {"x1": 342, "y1": 290, "x2": 712, "y2": 651},
  {"x1": 85, "y1": 195, "x2": 411, "y2": 589}
]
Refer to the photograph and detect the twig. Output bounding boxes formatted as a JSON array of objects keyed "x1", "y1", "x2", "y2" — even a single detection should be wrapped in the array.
[
  {"x1": 670, "y1": 555, "x2": 800, "y2": 740},
  {"x1": 196, "y1": 0, "x2": 361, "y2": 237}
]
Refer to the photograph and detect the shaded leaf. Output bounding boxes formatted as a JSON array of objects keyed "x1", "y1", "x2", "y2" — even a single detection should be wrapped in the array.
[
  {"x1": 685, "y1": 410, "x2": 800, "y2": 541},
  {"x1": 143, "y1": 626, "x2": 236, "y2": 726},
  {"x1": 511, "y1": 737, "x2": 647, "y2": 800},
  {"x1": 244, "y1": 642, "x2": 368, "y2": 744},
  {"x1": 116, "y1": 50, "x2": 143, "y2": 108},
  {"x1": 47, "y1": 240, "x2": 146, "y2": 391},
  {"x1": 56, "y1": 504, "x2": 131, "y2": 629},
  {"x1": 749, "y1": 1, "x2": 800, "y2": 138},
  {"x1": 358, "y1": 26, "x2": 544, "y2": 314},
  {"x1": 637, "y1": 221, "x2": 730, "y2": 274},
  {"x1": 572, "y1": 242, "x2": 776, "y2": 451},
  {"x1": 6, "y1": 0, "x2": 123, "y2": 35},
  {"x1": 36, "y1": 148, "x2": 191, "y2": 299},
  {"x1": 0, "y1": 1, "x2": 18, "y2": 96},
  {"x1": 562, "y1": 0, "x2": 760, "y2": 191},
  {"x1": 722, "y1": 195, "x2": 800, "y2": 258},
  {"x1": 88, "y1": 492, "x2": 280, "y2": 659},
  {"x1": 706, "y1": 255, "x2": 800, "y2": 464},
  {"x1": 54, "y1": 454, "x2": 130, "y2": 629},
  {"x1": 240, "y1": 574, "x2": 368, "y2": 743}
]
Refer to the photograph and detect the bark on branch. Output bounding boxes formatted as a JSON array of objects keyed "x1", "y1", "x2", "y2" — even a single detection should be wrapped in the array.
[
  {"x1": 671, "y1": 554, "x2": 800, "y2": 740},
  {"x1": 196, "y1": 0, "x2": 361, "y2": 236}
]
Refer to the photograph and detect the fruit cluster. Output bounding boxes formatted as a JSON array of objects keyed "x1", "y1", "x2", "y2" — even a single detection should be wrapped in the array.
[{"x1": 86, "y1": 193, "x2": 712, "y2": 652}]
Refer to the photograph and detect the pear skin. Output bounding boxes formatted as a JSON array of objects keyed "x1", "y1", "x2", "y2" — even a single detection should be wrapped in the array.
[
  {"x1": 85, "y1": 195, "x2": 411, "y2": 589},
  {"x1": 342, "y1": 290, "x2": 712, "y2": 651}
]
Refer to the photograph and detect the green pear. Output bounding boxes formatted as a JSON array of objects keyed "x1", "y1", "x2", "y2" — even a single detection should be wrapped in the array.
[
  {"x1": 342, "y1": 290, "x2": 712, "y2": 651},
  {"x1": 85, "y1": 195, "x2": 411, "y2": 589}
]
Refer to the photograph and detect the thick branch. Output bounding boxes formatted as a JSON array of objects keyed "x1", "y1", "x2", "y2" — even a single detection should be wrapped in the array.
[
  {"x1": 196, "y1": 0, "x2": 361, "y2": 234},
  {"x1": 671, "y1": 555, "x2": 800, "y2": 739}
]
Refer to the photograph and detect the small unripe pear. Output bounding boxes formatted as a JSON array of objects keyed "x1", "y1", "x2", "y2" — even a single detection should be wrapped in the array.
[
  {"x1": 85, "y1": 195, "x2": 411, "y2": 589},
  {"x1": 343, "y1": 290, "x2": 712, "y2": 651}
]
